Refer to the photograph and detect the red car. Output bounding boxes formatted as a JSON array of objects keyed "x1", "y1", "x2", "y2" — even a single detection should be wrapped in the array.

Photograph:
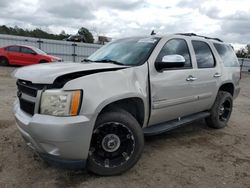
[{"x1": 0, "y1": 45, "x2": 62, "y2": 66}]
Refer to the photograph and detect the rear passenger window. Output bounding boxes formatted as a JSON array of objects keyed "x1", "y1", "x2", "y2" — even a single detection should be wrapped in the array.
[
  {"x1": 213, "y1": 43, "x2": 239, "y2": 67},
  {"x1": 6, "y1": 46, "x2": 20, "y2": 52},
  {"x1": 156, "y1": 39, "x2": 192, "y2": 68},
  {"x1": 192, "y1": 41, "x2": 215, "y2": 68}
]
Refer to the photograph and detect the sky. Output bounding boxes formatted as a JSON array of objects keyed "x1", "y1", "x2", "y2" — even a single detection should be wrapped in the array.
[{"x1": 0, "y1": 0, "x2": 249, "y2": 49}]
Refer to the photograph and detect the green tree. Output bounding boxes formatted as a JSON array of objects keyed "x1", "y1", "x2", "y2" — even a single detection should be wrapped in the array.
[
  {"x1": 0, "y1": 25, "x2": 71, "y2": 40},
  {"x1": 78, "y1": 27, "x2": 94, "y2": 43},
  {"x1": 236, "y1": 47, "x2": 248, "y2": 58},
  {"x1": 246, "y1": 44, "x2": 250, "y2": 55}
]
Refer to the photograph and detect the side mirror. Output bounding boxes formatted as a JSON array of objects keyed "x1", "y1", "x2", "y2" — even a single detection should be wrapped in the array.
[
  {"x1": 155, "y1": 54, "x2": 185, "y2": 71},
  {"x1": 30, "y1": 52, "x2": 37, "y2": 55}
]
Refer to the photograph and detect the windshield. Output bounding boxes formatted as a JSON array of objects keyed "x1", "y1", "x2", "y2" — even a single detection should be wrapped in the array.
[
  {"x1": 87, "y1": 37, "x2": 159, "y2": 66},
  {"x1": 33, "y1": 47, "x2": 47, "y2": 55}
]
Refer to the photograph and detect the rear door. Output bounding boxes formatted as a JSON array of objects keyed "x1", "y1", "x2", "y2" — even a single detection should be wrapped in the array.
[
  {"x1": 189, "y1": 40, "x2": 221, "y2": 111},
  {"x1": 20, "y1": 47, "x2": 38, "y2": 65},
  {"x1": 5, "y1": 46, "x2": 21, "y2": 64}
]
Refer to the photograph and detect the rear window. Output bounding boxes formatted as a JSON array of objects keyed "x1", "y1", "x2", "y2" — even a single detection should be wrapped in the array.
[{"x1": 213, "y1": 43, "x2": 239, "y2": 67}]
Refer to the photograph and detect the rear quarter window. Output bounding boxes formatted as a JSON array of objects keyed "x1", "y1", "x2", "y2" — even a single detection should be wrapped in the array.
[{"x1": 213, "y1": 43, "x2": 239, "y2": 67}]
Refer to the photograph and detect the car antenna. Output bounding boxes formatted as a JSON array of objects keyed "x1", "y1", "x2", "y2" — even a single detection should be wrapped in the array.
[{"x1": 151, "y1": 30, "x2": 156, "y2": 35}]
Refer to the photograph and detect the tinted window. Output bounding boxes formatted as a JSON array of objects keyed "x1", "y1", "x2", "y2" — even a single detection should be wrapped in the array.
[
  {"x1": 192, "y1": 41, "x2": 215, "y2": 68},
  {"x1": 214, "y1": 43, "x2": 239, "y2": 67},
  {"x1": 156, "y1": 39, "x2": 191, "y2": 68},
  {"x1": 21, "y1": 47, "x2": 35, "y2": 54},
  {"x1": 6, "y1": 46, "x2": 20, "y2": 52}
]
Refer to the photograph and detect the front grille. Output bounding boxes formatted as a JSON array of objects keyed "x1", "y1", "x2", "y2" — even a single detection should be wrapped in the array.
[
  {"x1": 17, "y1": 80, "x2": 44, "y2": 97},
  {"x1": 19, "y1": 98, "x2": 35, "y2": 115},
  {"x1": 17, "y1": 80, "x2": 46, "y2": 115}
]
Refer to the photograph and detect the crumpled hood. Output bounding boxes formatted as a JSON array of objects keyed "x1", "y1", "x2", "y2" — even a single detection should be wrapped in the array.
[{"x1": 13, "y1": 62, "x2": 128, "y2": 84}]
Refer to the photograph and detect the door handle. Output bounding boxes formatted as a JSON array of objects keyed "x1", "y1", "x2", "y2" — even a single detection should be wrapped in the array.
[
  {"x1": 186, "y1": 75, "x2": 197, "y2": 81},
  {"x1": 214, "y1": 73, "x2": 222, "y2": 78}
]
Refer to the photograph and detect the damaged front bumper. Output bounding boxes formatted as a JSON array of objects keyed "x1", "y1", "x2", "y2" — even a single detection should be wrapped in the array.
[{"x1": 13, "y1": 100, "x2": 94, "y2": 169}]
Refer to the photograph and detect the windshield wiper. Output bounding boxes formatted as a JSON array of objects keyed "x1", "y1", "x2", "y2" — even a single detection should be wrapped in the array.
[
  {"x1": 81, "y1": 58, "x2": 94, "y2": 62},
  {"x1": 94, "y1": 59, "x2": 125, "y2": 66}
]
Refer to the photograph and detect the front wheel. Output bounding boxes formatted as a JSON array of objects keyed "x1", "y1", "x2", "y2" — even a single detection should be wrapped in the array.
[
  {"x1": 39, "y1": 60, "x2": 48, "y2": 64},
  {"x1": 87, "y1": 109, "x2": 144, "y2": 176},
  {"x1": 206, "y1": 91, "x2": 233, "y2": 129}
]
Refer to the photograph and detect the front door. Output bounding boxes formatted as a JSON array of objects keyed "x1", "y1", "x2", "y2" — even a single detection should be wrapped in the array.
[
  {"x1": 149, "y1": 38, "x2": 204, "y2": 125},
  {"x1": 20, "y1": 47, "x2": 38, "y2": 65}
]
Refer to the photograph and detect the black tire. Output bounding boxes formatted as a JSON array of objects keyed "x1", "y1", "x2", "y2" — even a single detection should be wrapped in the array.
[
  {"x1": 87, "y1": 109, "x2": 144, "y2": 176},
  {"x1": 206, "y1": 91, "x2": 233, "y2": 129},
  {"x1": 39, "y1": 60, "x2": 48, "y2": 64},
  {"x1": 0, "y1": 57, "x2": 9, "y2": 66}
]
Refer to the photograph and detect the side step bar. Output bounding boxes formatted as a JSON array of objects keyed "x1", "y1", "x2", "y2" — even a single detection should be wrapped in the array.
[{"x1": 143, "y1": 112, "x2": 210, "y2": 136}]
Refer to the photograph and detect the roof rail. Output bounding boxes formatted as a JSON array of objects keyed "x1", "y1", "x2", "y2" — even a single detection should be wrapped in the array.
[{"x1": 175, "y1": 33, "x2": 223, "y2": 42}]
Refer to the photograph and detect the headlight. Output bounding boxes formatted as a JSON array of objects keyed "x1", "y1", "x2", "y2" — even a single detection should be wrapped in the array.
[
  {"x1": 51, "y1": 59, "x2": 58, "y2": 62},
  {"x1": 40, "y1": 90, "x2": 82, "y2": 116}
]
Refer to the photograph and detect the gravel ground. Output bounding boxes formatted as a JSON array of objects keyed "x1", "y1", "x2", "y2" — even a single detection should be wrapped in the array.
[{"x1": 0, "y1": 66, "x2": 250, "y2": 188}]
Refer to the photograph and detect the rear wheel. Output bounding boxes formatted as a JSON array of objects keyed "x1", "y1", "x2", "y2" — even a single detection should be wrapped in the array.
[
  {"x1": 87, "y1": 109, "x2": 144, "y2": 176},
  {"x1": 206, "y1": 91, "x2": 233, "y2": 129},
  {"x1": 0, "y1": 57, "x2": 9, "y2": 66}
]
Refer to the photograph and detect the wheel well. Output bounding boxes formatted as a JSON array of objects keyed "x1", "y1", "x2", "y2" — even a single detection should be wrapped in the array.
[
  {"x1": 39, "y1": 59, "x2": 48, "y2": 63},
  {"x1": 219, "y1": 83, "x2": 234, "y2": 96},
  {"x1": 0, "y1": 56, "x2": 8, "y2": 60},
  {"x1": 99, "y1": 98, "x2": 145, "y2": 127}
]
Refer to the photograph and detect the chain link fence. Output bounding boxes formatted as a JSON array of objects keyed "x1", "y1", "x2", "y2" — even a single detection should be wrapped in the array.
[{"x1": 239, "y1": 58, "x2": 250, "y2": 72}]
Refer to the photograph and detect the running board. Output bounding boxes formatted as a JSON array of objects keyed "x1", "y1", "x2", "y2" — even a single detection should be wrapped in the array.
[{"x1": 143, "y1": 112, "x2": 210, "y2": 136}]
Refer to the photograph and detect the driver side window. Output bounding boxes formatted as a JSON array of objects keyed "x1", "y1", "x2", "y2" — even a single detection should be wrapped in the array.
[
  {"x1": 21, "y1": 47, "x2": 35, "y2": 54},
  {"x1": 156, "y1": 39, "x2": 192, "y2": 68}
]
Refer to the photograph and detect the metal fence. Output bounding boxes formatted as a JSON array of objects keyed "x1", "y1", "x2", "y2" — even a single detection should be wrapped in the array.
[
  {"x1": 238, "y1": 58, "x2": 250, "y2": 72},
  {"x1": 0, "y1": 34, "x2": 250, "y2": 71},
  {"x1": 0, "y1": 34, "x2": 102, "y2": 62}
]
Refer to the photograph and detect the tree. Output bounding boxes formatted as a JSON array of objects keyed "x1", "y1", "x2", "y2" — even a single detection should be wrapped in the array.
[
  {"x1": 60, "y1": 30, "x2": 66, "y2": 36},
  {"x1": 78, "y1": 27, "x2": 94, "y2": 43},
  {"x1": 246, "y1": 44, "x2": 250, "y2": 55},
  {"x1": 0, "y1": 25, "x2": 70, "y2": 40},
  {"x1": 236, "y1": 48, "x2": 248, "y2": 58}
]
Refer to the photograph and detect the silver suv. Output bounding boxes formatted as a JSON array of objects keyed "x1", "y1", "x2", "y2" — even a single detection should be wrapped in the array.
[{"x1": 13, "y1": 33, "x2": 240, "y2": 175}]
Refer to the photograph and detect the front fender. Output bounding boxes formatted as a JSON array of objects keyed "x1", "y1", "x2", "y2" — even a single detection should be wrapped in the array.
[{"x1": 63, "y1": 64, "x2": 149, "y2": 125}]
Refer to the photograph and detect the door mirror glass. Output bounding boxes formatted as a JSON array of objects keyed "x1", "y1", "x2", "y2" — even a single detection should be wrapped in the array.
[{"x1": 155, "y1": 54, "x2": 185, "y2": 71}]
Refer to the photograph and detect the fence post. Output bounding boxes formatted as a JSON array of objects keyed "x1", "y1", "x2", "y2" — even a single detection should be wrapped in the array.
[
  {"x1": 72, "y1": 43, "x2": 77, "y2": 62},
  {"x1": 37, "y1": 38, "x2": 43, "y2": 49},
  {"x1": 240, "y1": 58, "x2": 244, "y2": 72}
]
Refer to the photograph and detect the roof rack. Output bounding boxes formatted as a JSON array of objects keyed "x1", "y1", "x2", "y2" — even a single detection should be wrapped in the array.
[{"x1": 175, "y1": 33, "x2": 223, "y2": 42}]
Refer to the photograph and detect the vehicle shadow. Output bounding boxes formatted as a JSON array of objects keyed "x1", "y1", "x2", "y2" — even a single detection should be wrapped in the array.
[
  {"x1": 43, "y1": 119, "x2": 213, "y2": 187},
  {"x1": 0, "y1": 64, "x2": 21, "y2": 67},
  {"x1": 144, "y1": 119, "x2": 211, "y2": 142}
]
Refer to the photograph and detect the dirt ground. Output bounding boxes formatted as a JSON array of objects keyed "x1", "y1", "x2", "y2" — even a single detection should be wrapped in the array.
[{"x1": 0, "y1": 66, "x2": 250, "y2": 188}]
